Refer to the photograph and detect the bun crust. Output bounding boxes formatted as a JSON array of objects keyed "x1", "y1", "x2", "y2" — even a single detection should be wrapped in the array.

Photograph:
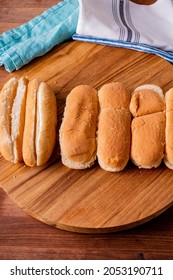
[
  {"x1": 23, "y1": 80, "x2": 57, "y2": 167},
  {"x1": 97, "y1": 109, "x2": 131, "y2": 171},
  {"x1": 164, "y1": 88, "x2": 173, "y2": 169},
  {"x1": 36, "y1": 82, "x2": 57, "y2": 166},
  {"x1": 97, "y1": 82, "x2": 131, "y2": 172},
  {"x1": 98, "y1": 82, "x2": 131, "y2": 110},
  {"x1": 23, "y1": 79, "x2": 38, "y2": 167},
  {"x1": 130, "y1": 84, "x2": 165, "y2": 169},
  {"x1": 131, "y1": 112, "x2": 165, "y2": 168},
  {"x1": 60, "y1": 85, "x2": 98, "y2": 169},
  {"x1": 130, "y1": 84, "x2": 165, "y2": 117}
]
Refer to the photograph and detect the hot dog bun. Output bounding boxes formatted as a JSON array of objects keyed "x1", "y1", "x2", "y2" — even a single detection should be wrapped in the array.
[
  {"x1": 36, "y1": 82, "x2": 57, "y2": 166},
  {"x1": 130, "y1": 84, "x2": 165, "y2": 169},
  {"x1": 23, "y1": 80, "x2": 57, "y2": 167},
  {"x1": 164, "y1": 88, "x2": 173, "y2": 169},
  {"x1": 0, "y1": 77, "x2": 18, "y2": 162},
  {"x1": 59, "y1": 85, "x2": 98, "y2": 169},
  {"x1": 0, "y1": 77, "x2": 57, "y2": 166},
  {"x1": 97, "y1": 82, "x2": 131, "y2": 172}
]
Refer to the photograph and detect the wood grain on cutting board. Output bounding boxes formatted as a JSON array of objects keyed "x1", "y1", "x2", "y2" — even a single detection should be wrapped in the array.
[{"x1": 0, "y1": 41, "x2": 173, "y2": 233}]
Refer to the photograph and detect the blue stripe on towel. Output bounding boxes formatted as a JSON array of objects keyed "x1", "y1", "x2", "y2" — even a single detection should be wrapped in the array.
[{"x1": 73, "y1": 33, "x2": 173, "y2": 64}]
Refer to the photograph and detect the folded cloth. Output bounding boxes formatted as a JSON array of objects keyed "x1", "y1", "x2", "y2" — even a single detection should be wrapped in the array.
[
  {"x1": 73, "y1": 0, "x2": 173, "y2": 63},
  {"x1": 0, "y1": 0, "x2": 79, "y2": 72}
]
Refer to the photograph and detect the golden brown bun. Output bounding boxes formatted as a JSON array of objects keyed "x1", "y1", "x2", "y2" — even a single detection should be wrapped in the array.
[
  {"x1": 60, "y1": 85, "x2": 98, "y2": 169},
  {"x1": 23, "y1": 79, "x2": 38, "y2": 167},
  {"x1": 98, "y1": 82, "x2": 131, "y2": 110},
  {"x1": 131, "y1": 112, "x2": 165, "y2": 168},
  {"x1": 130, "y1": 84, "x2": 165, "y2": 117},
  {"x1": 36, "y1": 82, "x2": 57, "y2": 166},
  {"x1": 12, "y1": 77, "x2": 28, "y2": 163},
  {"x1": 0, "y1": 77, "x2": 18, "y2": 162},
  {"x1": 97, "y1": 82, "x2": 131, "y2": 172},
  {"x1": 164, "y1": 88, "x2": 173, "y2": 169},
  {"x1": 97, "y1": 109, "x2": 131, "y2": 171}
]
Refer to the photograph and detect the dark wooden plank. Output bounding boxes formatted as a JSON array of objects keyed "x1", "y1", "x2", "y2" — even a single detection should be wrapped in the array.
[
  {"x1": 0, "y1": 188, "x2": 172, "y2": 260},
  {"x1": 0, "y1": 0, "x2": 60, "y2": 8},
  {"x1": 0, "y1": 1, "x2": 61, "y2": 32}
]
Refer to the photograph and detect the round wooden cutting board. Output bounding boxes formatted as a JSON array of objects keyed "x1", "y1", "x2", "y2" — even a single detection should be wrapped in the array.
[{"x1": 0, "y1": 42, "x2": 173, "y2": 233}]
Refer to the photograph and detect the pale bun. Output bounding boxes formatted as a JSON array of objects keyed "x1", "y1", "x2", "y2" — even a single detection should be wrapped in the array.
[
  {"x1": 130, "y1": 84, "x2": 165, "y2": 117},
  {"x1": 36, "y1": 82, "x2": 57, "y2": 166},
  {"x1": 59, "y1": 85, "x2": 98, "y2": 169},
  {"x1": 131, "y1": 112, "x2": 165, "y2": 169},
  {"x1": 97, "y1": 82, "x2": 131, "y2": 172},
  {"x1": 0, "y1": 77, "x2": 57, "y2": 166},
  {"x1": 0, "y1": 77, "x2": 18, "y2": 162},
  {"x1": 23, "y1": 80, "x2": 57, "y2": 167},
  {"x1": 164, "y1": 88, "x2": 173, "y2": 169}
]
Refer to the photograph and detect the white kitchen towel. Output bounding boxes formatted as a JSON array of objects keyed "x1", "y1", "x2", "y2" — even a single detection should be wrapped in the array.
[{"x1": 73, "y1": 0, "x2": 173, "y2": 63}]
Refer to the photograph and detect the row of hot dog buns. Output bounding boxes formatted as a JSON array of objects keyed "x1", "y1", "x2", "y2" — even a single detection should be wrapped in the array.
[
  {"x1": 0, "y1": 77, "x2": 57, "y2": 166},
  {"x1": 60, "y1": 82, "x2": 172, "y2": 171},
  {"x1": 0, "y1": 77, "x2": 173, "y2": 171}
]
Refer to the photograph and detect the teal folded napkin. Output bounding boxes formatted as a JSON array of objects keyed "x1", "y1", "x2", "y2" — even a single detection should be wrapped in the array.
[{"x1": 0, "y1": 0, "x2": 79, "y2": 72}]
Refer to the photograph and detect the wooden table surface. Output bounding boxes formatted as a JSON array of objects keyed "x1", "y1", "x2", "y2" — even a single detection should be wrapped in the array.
[{"x1": 0, "y1": 0, "x2": 173, "y2": 260}]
